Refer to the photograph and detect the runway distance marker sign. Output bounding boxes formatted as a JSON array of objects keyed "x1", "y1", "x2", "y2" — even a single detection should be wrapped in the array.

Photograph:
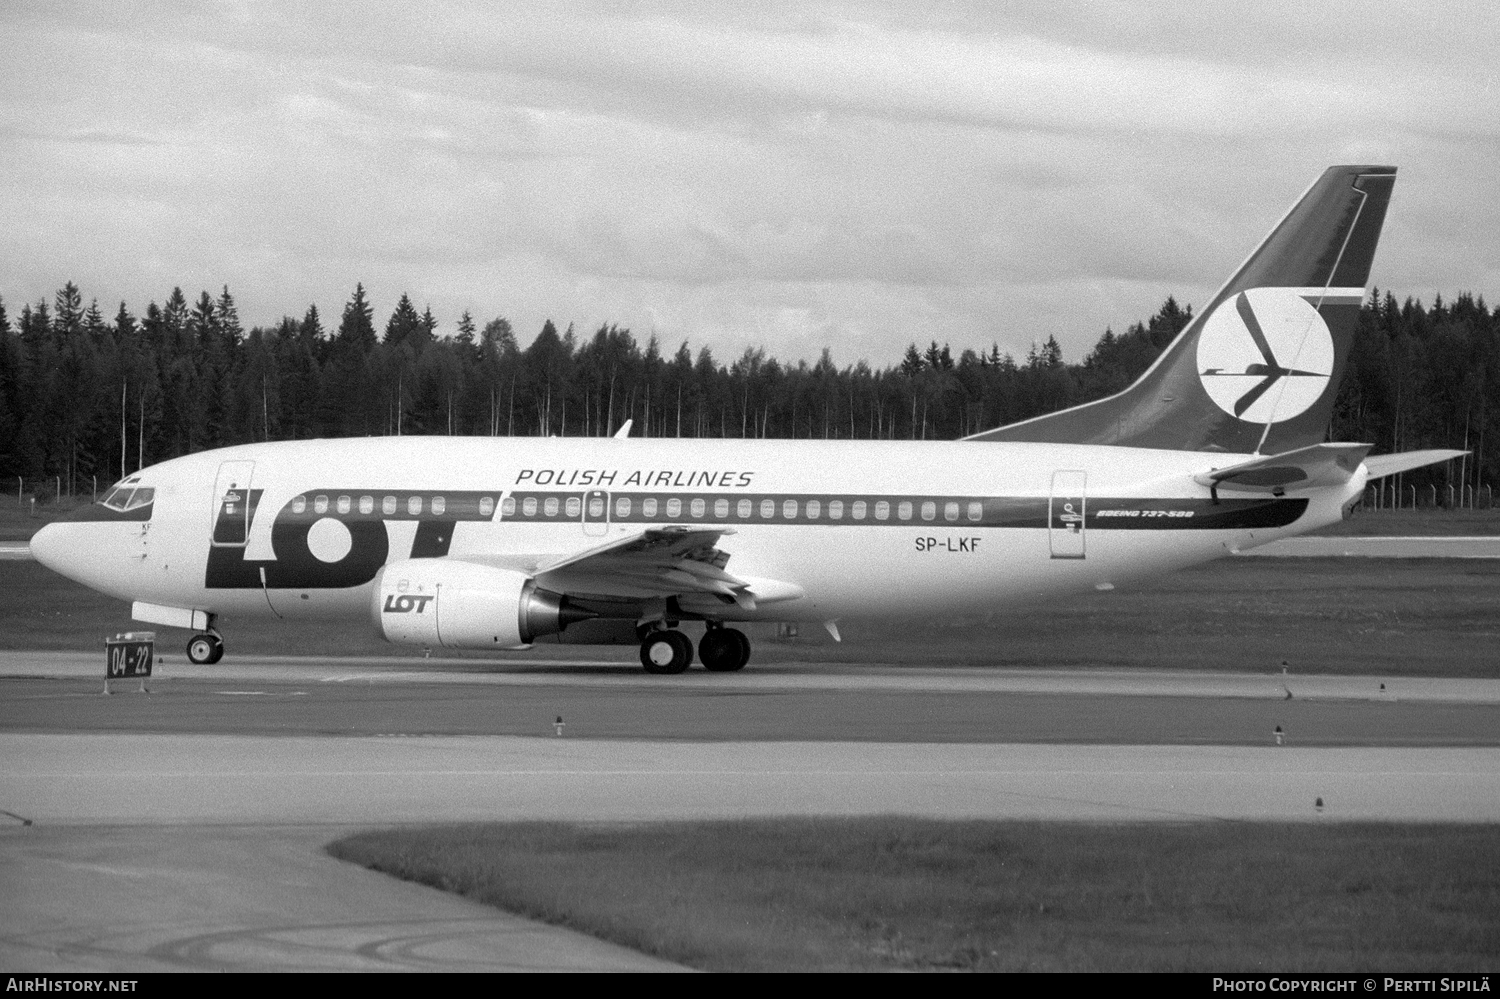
[{"x1": 104, "y1": 632, "x2": 154, "y2": 694}]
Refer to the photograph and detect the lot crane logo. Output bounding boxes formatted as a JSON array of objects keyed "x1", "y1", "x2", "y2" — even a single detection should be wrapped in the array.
[{"x1": 1196, "y1": 288, "x2": 1333, "y2": 424}]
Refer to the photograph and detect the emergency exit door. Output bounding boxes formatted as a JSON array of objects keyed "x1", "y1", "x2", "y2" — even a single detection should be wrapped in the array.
[
  {"x1": 582, "y1": 489, "x2": 610, "y2": 537},
  {"x1": 211, "y1": 461, "x2": 255, "y2": 546}
]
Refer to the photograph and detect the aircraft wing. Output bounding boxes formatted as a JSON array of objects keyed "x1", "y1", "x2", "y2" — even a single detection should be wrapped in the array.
[
  {"x1": 518, "y1": 525, "x2": 802, "y2": 609},
  {"x1": 1193, "y1": 443, "x2": 1373, "y2": 493},
  {"x1": 1364, "y1": 449, "x2": 1468, "y2": 480}
]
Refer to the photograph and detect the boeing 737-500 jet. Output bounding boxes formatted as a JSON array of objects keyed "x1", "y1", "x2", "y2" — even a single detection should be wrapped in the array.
[{"x1": 30, "y1": 165, "x2": 1462, "y2": 673}]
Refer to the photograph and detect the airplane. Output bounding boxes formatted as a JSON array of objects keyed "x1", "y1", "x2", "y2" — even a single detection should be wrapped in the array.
[{"x1": 29, "y1": 165, "x2": 1464, "y2": 674}]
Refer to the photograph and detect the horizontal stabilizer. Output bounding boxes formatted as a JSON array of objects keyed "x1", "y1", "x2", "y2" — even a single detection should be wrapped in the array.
[
  {"x1": 1364, "y1": 449, "x2": 1468, "y2": 480},
  {"x1": 1194, "y1": 443, "x2": 1372, "y2": 493}
]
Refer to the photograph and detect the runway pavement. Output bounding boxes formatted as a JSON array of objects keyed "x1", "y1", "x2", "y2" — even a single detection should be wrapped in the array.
[
  {"x1": 0, "y1": 822, "x2": 682, "y2": 972},
  {"x1": 4, "y1": 650, "x2": 1498, "y2": 973},
  {"x1": 7, "y1": 649, "x2": 1500, "y2": 702}
]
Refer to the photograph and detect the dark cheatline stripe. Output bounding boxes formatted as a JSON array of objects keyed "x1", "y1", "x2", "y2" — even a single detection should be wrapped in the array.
[{"x1": 503, "y1": 491, "x2": 1307, "y2": 532}]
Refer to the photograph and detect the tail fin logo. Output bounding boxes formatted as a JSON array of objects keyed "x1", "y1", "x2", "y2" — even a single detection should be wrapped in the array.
[{"x1": 1196, "y1": 288, "x2": 1334, "y2": 424}]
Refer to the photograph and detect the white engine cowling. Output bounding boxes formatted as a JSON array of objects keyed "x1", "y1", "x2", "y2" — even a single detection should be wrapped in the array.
[{"x1": 371, "y1": 559, "x2": 587, "y2": 649}]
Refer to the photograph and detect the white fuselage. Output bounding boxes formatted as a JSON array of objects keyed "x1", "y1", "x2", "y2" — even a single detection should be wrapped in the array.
[{"x1": 31, "y1": 435, "x2": 1363, "y2": 631}]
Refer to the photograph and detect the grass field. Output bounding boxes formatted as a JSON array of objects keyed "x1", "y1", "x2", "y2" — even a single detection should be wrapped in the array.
[{"x1": 328, "y1": 819, "x2": 1500, "y2": 972}]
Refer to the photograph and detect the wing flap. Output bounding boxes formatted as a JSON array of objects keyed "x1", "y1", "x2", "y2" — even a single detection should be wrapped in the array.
[{"x1": 530, "y1": 524, "x2": 803, "y2": 607}]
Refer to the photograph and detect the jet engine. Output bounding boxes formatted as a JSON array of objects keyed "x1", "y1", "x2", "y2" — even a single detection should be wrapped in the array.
[{"x1": 371, "y1": 559, "x2": 591, "y2": 649}]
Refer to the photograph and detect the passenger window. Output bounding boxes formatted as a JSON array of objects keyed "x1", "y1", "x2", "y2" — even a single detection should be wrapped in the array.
[
  {"x1": 501, "y1": 496, "x2": 516, "y2": 516},
  {"x1": 898, "y1": 501, "x2": 913, "y2": 520},
  {"x1": 292, "y1": 496, "x2": 307, "y2": 514},
  {"x1": 967, "y1": 501, "x2": 982, "y2": 522},
  {"x1": 588, "y1": 497, "x2": 605, "y2": 517},
  {"x1": 359, "y1": 495, "x2": 374, "y2": 515},
  {"x1": 522, "y1": 497, "x2": 537, "y2": 516},
  {"x1": 383, "y1": 496, "x2": 397, "y2": 515},
  {"x1": 806, "y1": 499, "x2": 821, "y2": 519},
  {"x1": 690, "y1": 498, "x2": 705, "y2": 518},
  {"x1": 828, "y1": 500, "x2": 843, "y2": 520},
  {"x1": 544, "y1": 497, "x2": 560, "y2": 517},
  {"x1": 944, "y1": 501, "x2": 959, "y2": 522},
  {"x1": 432, "y1": 496, "x2": 446, "y2": 516},
  {"x1": 337, "y1": 495, "x2": 351, "y2": 515},
  {"x1": 565, "y1": 497, "x2": 580, "y2": 517},
  {"x1": 315, "y1": 495, "x2": 329, "y2": 514},
  {"x1": 666, "y1": 498, "x2": 682, "y2": 517},
  {"x1": 480, "y1": 497, "x2": 495, "y2": 517},
  {"x1": 407, "y1": 496, "x2": 422, "y2": 516},
  {"x1": 714, "y1": 498, "x2": 729, "y2": 518},
  {"x1": 782, "y1": 499, "x2": 798, "y2": 518},
  {"x1": 852, "y1": 501, "x2": 867, "y2": 520},
  {"x1": 759, "y1": 499, "x2": 775, "y2": 518},
  {"x1": 921, "y1": 501, "x2": 935, "y2": 521},
  {"x1": 738, "y1": 499, "x2": 752, "y2": 518},
  {"x1": 615, "y1": 497, "x2": 632, "y2": 517},
  {"x1": 643, "y1": 498, "x2": 658, "y2": 517},
  {"x1": 874, "y1": 501, "x2": 889, "y2": 520}
]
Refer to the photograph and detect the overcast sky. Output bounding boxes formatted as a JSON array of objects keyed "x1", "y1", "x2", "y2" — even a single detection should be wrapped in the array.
[{"x1": 1, "y1": 1, "x2": 1496, "y2": 366}]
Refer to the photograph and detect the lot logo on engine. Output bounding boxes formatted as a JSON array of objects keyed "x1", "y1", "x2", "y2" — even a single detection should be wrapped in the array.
[{"x1": 383, "y1": 594, "x2": 434, "y2": 614}]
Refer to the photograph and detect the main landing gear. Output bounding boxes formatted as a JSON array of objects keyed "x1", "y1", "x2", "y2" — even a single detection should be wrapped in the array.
[
  {"x1": 637, "y1": 624, "x2": 751, "y2": 675},
  {"x1": 186, "y1": 632, "x2": 224, "y2": 665},
  {"x1": 699, "y1": 626, "x2": 751, "y2": 673}
]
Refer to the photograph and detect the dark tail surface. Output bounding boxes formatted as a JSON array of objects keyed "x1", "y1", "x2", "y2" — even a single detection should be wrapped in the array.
[{"x1": 967, "y1": 165, "x2": 1397, "y2": 453}]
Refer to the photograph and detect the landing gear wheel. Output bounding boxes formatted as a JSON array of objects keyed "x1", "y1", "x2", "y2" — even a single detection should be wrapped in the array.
[
  {"x1": 700, "y1": 627, "x2": 751, "y2": 672},
  {"x1": 640, "y1": 630, "x2": 693, "y2": 674},
  {"x1": 187, "y1": 633, "x2": 224, "y2": 665}
]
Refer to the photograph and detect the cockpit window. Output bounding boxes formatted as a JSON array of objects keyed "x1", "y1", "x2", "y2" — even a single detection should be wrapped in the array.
[
  {"x1": 100, "y1": 487, "x2": 134, "y2": 511},
  {"x1": 99, "y1": 484, "x2": 154, "y2": 512}
]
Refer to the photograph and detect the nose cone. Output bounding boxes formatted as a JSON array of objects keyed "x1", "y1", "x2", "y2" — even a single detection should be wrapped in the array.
[{"x1": 30, "y1": 522, "x2": 86, "y2": 582}]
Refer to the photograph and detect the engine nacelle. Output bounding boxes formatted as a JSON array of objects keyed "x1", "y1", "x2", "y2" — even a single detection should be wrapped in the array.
[{"x1": 371, "y1": 559, "x2": 589, "y2": 649}]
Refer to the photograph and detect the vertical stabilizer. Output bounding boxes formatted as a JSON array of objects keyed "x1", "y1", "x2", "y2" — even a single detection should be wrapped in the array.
[{"x1": 967, "y1": 165, "x2": 1396, "y2": 453}]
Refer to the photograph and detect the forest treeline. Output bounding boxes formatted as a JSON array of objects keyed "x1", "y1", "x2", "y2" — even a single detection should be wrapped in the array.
[{"x1": 0, "y1": 281, "x2": 1493, "y2": 498}]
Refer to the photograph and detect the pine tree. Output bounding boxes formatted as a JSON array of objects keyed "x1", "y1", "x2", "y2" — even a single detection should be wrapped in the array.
[
  {"x1": 336, "y1": 284, "x2": 376, "y2": 349},
  {"x1": 299, "y1": 304, "x2": 323, "y2": 343},
  {"x1": 53, "y1": 282, "x2": 83, "y2": 338},
  {"x1": 900, "y1": 343, "x2": 923, "y2": 376},
  {"x1": 217, "y1": 286, "x2": 244, "y2": 346},
  {"x1": 384, "y1": 293, "x2": 422, "y2": 349}
]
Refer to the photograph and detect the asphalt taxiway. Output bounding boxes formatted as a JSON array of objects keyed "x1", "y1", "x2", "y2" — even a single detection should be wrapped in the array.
[{"x1": 4, "y1": 650, "x2": 1499, "y2": 972}]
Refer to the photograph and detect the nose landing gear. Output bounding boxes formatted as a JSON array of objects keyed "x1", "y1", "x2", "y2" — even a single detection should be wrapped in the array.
[{"x1": 186, "y1": 632, "x2": 224, "y2": 665}]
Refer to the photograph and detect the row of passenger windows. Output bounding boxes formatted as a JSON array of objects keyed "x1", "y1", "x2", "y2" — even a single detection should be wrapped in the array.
[
  {"x1": 506, "y1": 495, "x2": 986, "y2": 523},
  {"x1": 289, "y1": 492, "x2": 985, "y2": 524},
  {"x1": 292, "y1": 494, "x2": 495, "y2": 518}
]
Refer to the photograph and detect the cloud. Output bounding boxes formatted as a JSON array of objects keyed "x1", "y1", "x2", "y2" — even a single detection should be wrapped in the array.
[{"x1": 0, "y1": 1, "x2": 1495, "y2": 369}]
